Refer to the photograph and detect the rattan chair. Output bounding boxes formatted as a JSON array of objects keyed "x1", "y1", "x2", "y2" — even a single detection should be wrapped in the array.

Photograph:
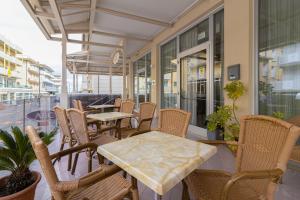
[
  {"x1": 67, "y1": 108, "x2": 117, "y2": 174},
  {"x1": 114, "y1": 97, "x2": 122, "y2": 112},
  {"x1": 120, "y1": 102, "x2": 156, "y2": 138},
  {"x1": 286, "y1": 115, "x2": 300, "y2": 164},
  {"x1": 183, "y1": 115, "x2": 300, "y2": 200},
  {"x1": 26, "y1": 126, "x2": 138, "y2": 200},
  {"x1": 156, "y1": 108, "x2": 191, "y2": 137},
  {"x1": 54, "y1": 106, "x2": 77, "y2": 171},
  {"x1": 119, "y1": 100, "x2": 135, "y2": 129},
  {"x1": 74, "y1": 99, "x2": 100, "y2": 130}
]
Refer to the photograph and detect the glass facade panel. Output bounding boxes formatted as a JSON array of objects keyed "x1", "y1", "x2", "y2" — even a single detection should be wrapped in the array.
[
  {"x1": 161, "y1": 38, "x2": 177, "y2": 108},
  {"x1": 258, "y1": 0, "x2": 300, "y2": 119},
  {"x1": 179, "y1": 19, "x2": 209, "y2": 52},
  {"x1": 213, "y1": 10, "x2": 224, "y2": 110},
  {"x1": 133, "y1": 52, "x2": 151, "y2": 106}
]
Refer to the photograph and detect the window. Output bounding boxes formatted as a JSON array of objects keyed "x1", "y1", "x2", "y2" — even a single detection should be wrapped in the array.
[
  {"x1": 213, "y1": 10, "x2": 224, "y2": 110},
  {"x1": 258, "y1": 0, "x2": 300, "y2": 119},
  {"x1": 133, "y1": 53, "x2": 151, "y2": 106},
  {"x1": 179, "y1": 19, "x2": 209, "y2": 52},
  {"x1": 161, "y1": 38, "x2": 177, "y2": 108}
]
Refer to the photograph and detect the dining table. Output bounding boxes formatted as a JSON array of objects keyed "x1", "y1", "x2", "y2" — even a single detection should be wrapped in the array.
[
  {"x1": 87, "y1": 112, "x2": 133, "y2": 139},
  {"x1": 97, "y1": 131, "x2": 217, "y2": 199},
  {"x1": 88, "y1": 104, "x2": 115, "y2": 113}
]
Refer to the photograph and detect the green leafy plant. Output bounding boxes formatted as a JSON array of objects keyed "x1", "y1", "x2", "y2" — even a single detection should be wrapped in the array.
[
  {"x1": 272, "y1": 111, "x2": 284, "y2": 120},
  {"x1": 207, "y1": 81, "x2": 246, "y2": 140},
  {"x1": 0, "y1": 126, "x2": 56, "y2": 196}
]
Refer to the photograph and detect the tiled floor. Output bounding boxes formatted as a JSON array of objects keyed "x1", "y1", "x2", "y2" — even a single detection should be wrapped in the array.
[{"x1": 31, "y1": 129, "x2": 300, "y2": 200}]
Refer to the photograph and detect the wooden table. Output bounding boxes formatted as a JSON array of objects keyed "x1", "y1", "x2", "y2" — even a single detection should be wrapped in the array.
[
  {"x1": 88, "y1": 104, "x2": 115, "y2": 112},
  {"x1": 98, "y1": 131, "x2": 217, "y2": 199},
  {"x1": 87, "y1": 112, "x2": 133, "y2": 139}
]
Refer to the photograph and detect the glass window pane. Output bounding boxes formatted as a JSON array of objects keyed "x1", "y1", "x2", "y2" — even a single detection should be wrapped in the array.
[
  {"x1": 179, "y1": 19, "x2": 209, "y2": 52},
  {"x1": 161, "y1": 38, "x2": 177, "y2": 108},
  {"x1": 258, "y1": 0, "x2": 300, "y2": 119},
  {"x1": 213, "y1": 10, "x2": 224, "y2": 110}
]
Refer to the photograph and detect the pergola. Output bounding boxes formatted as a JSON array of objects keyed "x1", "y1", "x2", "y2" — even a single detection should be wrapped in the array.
[{"x1": 21, "y1": 0, "x2": 201, "y2": 106}]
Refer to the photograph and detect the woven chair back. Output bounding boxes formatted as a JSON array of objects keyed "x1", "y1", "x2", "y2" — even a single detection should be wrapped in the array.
[
  {"x1": 158, "y1": 108, "x2": 191, "y2": 137},
  {"x1": 234, "y1": 115, "x2": 300, "y2": 197},
  {"x1": 72, "y1": 99, "x2": 79, "y2": 109},
  {"x1": 26, "y1": 126, "x2": 64, "y2": 200},
  {"x1": 138, "y1": 102, "x2": 156, "y2": 131},
  {"x1": 67, "y1": 108, "x2": 89, "y2": 144},
  {"x1": 120, "y1": 101, "x2": 135, "y2": 128},
  {"x1": 54, "y1": 106, "x2": 72, "y2": 139}
]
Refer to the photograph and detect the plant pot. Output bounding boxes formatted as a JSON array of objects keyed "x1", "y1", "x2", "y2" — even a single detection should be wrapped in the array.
[
  {"x1": 0, "y1": 171, "x2": 41, "y2": 200},
  {"x1": 207, "y1": 129, "x2": 224, "y2": 140}
]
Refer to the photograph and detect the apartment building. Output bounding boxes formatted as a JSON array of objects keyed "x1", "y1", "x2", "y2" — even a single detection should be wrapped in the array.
[{"x1": 0, "y1": 34, "x2": 61, "y2": 103}]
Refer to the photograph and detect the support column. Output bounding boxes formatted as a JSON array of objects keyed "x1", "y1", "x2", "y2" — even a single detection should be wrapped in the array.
[
  {"x1": 109, "y1": 64, "x2": 112, "y2": 95},
  {"x1": 76, "y1": 74, "x2": 78, "y2": 92},
  {"x1": 128, "y1": 59, "x2": 133, "y2": 99},
  {"x1": 72, "y1": 62, "x2": 76, "y2": 93},
  {"x1": 60, "y1": 36, "x2": 68, "y2": 108},
  {"x1": 122, "y1": 41, "x2": 127, "y2": 99}
]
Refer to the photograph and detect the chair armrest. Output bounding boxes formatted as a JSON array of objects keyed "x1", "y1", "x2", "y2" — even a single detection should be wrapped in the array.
[
  {"x1": 53, "y1": 165, "x2": 121, "y2": 193},
  {"x1": 137, "y1": 117, "x2": 153, "y2": 130},
  {"x1": 50, "y1": 143, "x2": 98, "y2": 160},
  {"x1": 78, "y1": 164, "x2": 121, "y2": 187},
  {"x1": 221, "y1": 168, "x2": 283, "y2": 200},
  {"x1": 151, "y1": 128, "x2": 160, "y2": 131},
  {"x1": 127, "y1": 130, "x2": 150, "y2": 138},
  {"x1": 198, "y1": 140, "x2": 238, "y2": 146}
]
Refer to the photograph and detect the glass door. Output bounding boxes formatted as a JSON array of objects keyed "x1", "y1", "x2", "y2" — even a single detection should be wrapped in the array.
[{"x1": 179, "y1": 44, "x2": 210, "y2": 129}]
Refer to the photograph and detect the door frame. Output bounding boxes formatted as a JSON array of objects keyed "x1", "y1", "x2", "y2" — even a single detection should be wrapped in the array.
[{"x1": 177, "y1": 41, "x2": 213, "y2": 134}]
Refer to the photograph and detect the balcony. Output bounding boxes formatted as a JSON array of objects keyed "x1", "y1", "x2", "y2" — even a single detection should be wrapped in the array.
[
  {"x1": 0, "y1": 0, "x2": 300, "y2": 200},
  {"x1": 0, "y1": 50, "x2": 23, "y2": 66}
]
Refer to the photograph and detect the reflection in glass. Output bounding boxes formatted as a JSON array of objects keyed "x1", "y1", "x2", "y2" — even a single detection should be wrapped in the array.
[
  {"x1": 180, "y1": 50, "x2": 207, "y2": 128},
  {"x1": 258, "y1": 0, "x2": 300, "y2": 119},
  {"x1": 213, "y1": 10, "x2": 224, "y2": 110},
  {"x1": 161, "y1": 38, "x2": 177, "y2": 108}
]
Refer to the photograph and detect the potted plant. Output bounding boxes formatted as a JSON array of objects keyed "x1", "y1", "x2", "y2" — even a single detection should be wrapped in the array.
[
  {"x1": 0, "y1": 126, "x2": 56, "y2": 200},
  {"x1": 207, "y1": 81, "x2": 246, "y2": 142}
]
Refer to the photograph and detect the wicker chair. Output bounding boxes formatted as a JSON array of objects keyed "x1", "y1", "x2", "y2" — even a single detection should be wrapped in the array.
[
  {"x1": 114, "y1": 98, "x2": 122, "y2": 112},
  {"x1": 53, "y1": 106, "x2": 77, "y2": 171},
  {"x1": 119, "y1": 100, "x2": 135, "y2": 129},
  {"x1": 184, "y1": 115, "x2": 300, "y2": 200},
  {"x1": 120, "y1": 102, "x2": 156, "y2": 138},
  {"x1": 67, "y1": 108, "x2": 117, "y2": 174},
  {"x1": 286, "y1": 115, "x2": 300, "y2": 164},
  {"x1": 74, "y1": 99, "x2": 100, "y2": 129},
  {"x1": 26, "y1": 126, "x2": 139, "y2": 200},
  {"x1": 156, "y1": 108, "x2": 191, "y2": 137}
]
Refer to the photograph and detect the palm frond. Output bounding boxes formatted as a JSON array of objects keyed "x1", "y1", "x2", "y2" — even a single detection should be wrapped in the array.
[
  {"x1": 0, "y1": 146, "x2": 19, "y2": 165},
  {"x1": 0, "y1": 155, "x2": 15, "y2": 171},
  {"x1": 0, "y1": 129, "x2": 16, "y2": 150},
  {"x1": 11, "y1": 126, "x2": 28, "y2": 160},
  {"x1": 39, "y1": 127, "x2": 57, "y2": 145}
]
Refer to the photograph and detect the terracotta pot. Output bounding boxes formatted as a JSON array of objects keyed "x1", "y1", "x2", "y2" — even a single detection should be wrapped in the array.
[{"x1": 0, "y1": 171, "x2": 41, "y2": 200}]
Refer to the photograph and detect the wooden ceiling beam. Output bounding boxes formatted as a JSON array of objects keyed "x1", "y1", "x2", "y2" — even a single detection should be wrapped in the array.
[{"x1": 49, "y1": 0, "x2": 67, "y2": 38}]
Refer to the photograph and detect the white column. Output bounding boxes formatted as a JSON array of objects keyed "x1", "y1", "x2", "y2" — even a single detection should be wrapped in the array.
[
  {"x1": 60, "y1": 36, "x2": 68, "y2": 108},
  {"x1": 72, "y1": 62, "x2": 76, "y2": 93},
  {"x1": 122, "y1": 41, "x2": 127, "y2": 99},
  {"x1": 75, "y1": 74, "x2": 78, "y2": 92},
  {"x1": 128, "y1": 59, "x2": 133, "y2": 99},
  {"x1": 109, "y1": 64, "x2": 112, "y2": 95}
]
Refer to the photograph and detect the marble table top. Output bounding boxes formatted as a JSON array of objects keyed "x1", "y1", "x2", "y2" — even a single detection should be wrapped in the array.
[
  {"x1": 97, "y1": 131, "x2": 217, "y2": 195},
  {"x1": 87, "y1": 112, "x2": 133, "y2": 122},
  {"x1": 88, "y1": 104, "x2": 115, "y2": 109}
]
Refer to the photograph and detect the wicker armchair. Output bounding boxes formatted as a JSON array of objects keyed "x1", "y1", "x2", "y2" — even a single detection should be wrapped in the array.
[
  {"x1": 156, "y1": 108, "x2": 191, "y2": 137},
  {"x1": 74, "y1": 99, "x2": 100, "y2": 130},
  {"x1": 114, "y1": 98, "x2": 122, "y2": 112},
  {"x1": 119, "y1": 100, "x2": 135, "y2": 129},
  {"x1": 26, "y1": 126, "x2": 139, "y2": 200},
  {"x1": 120, "y1": 102, "x2": 156, "y2": 138},
  {"x1": 184, "y1": 115, "x2": 300, "y2": 200},
  {"x1": 53, "y1": 106, "x2": 77, "y2": 171},
  {"x1": 67, "y1": 108, "x2": 117, "y2": 174},
  {"x1": 286, "y1": 115, "x2": 300, "y2": 164}
]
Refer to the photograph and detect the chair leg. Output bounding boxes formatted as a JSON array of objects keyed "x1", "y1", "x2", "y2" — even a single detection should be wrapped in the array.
[
  {"x1": 58, "y1": 136, "x2": 65, "y2": 161},
  {"x1": 123, "y1": 171, "x2": 127, "y2": 179},
  {"x1": 67, "y1": 142, "x2": 73, "y2": 171},
  {"x1": 131, "y1": 177, "x2": 139, "y2": 200},
  {"x1": 71, "y1": 152, "x2": 79, "y2": 175},
  {"x1": 88, "y1": 149, "x2": 92, "y2": 173},
  {"x1": 182, "y1": 180, "x2": 190, "y2": 200}
]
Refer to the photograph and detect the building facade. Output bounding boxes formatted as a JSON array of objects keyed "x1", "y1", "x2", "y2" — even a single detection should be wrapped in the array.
[
  {"x1": 128, "y1": 0, "x2": 300, "y2": 137},
  {"x1": 0, "y1": 35, "x2": 61, "y2": 103}
]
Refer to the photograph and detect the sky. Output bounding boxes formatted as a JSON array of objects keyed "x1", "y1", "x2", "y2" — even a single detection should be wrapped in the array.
[{"x1": 0, "y1": 0, "x2": 80, "y2": 75}]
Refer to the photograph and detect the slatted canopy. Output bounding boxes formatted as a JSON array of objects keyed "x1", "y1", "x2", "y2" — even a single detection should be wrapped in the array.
[{"x1": 21, "y1": 0, "x2": 201, "y2": 75}]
